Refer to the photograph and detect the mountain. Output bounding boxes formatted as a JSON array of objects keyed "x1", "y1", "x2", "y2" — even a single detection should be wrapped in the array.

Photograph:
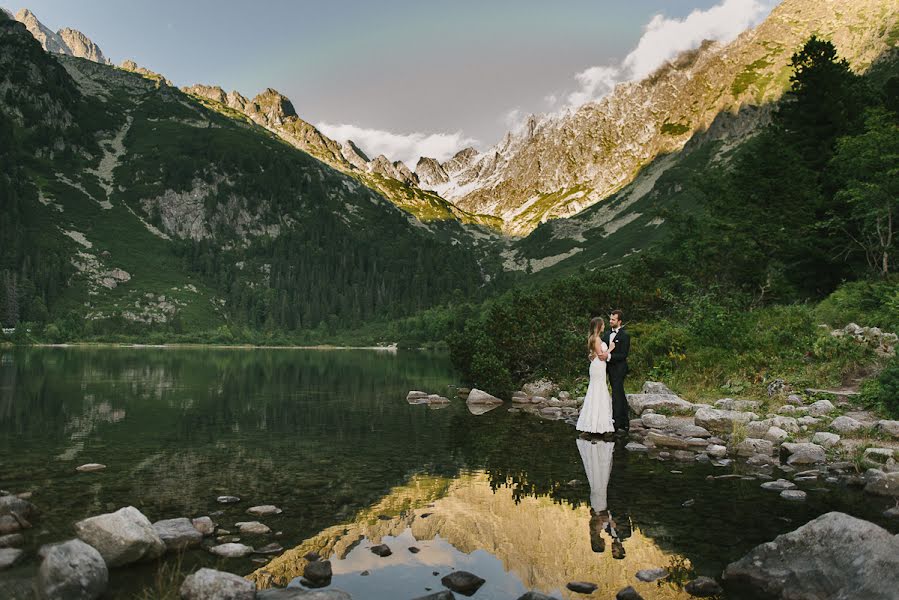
[
  {"x1": 420, "y1": 0, "x2": 899, "y2": 235},
  {"x1": 0, "y1": 11, "x2": 508, "y2": 337},
  {"x1": 12, "y1": 7, "x2": 108, "y2": 63}
]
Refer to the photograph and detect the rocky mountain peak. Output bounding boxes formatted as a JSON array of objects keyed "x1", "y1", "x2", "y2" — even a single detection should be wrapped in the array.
[
  {"x1": 120, "y1": 59, "x2": 171, "y2": 85},
  {"x1": 415, "y1": 157, "x2": 449, "y2": 187},
  {"x1": 14, "y1": 7, "x2": 108, "y2": 63},
  {"x1": 183, "y1": 84, "x2": 227, "y2": 104},
  {"x1": 251, "y1": 88, "x2": 297, "y2": 123},
  {"x1": 340, "y1": 140, "x2": 370, "y2": 170},
  {"x1": 442, "y1": 147, "x2": 479, "y2": 175},
  {"x1": 58, "y1": 27, "x2": 106, "y2": 63}
]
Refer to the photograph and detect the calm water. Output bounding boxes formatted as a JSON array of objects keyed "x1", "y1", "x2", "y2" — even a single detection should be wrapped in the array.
[{"x1": 0, "y1": 347, "x2": 895, "y2": 599}]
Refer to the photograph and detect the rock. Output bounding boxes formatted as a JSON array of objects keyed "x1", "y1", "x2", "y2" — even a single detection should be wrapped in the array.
[
  {"x1": 74, "y1": 506, "x2": 165, "y2": 567},
  {"x1": 669, "y1": 422, "x2": 713, "y2": 438},
  {"x1": 625, "y1": 442, "x2": 648, "y2": 452},
  {"x1": 635, "y1": 568, "x2": 668, "y2": 582},
  {"x1": 303, "y1": 551, "x2": 320, "y2": 562},
  {"x1": 807, "y1": 399, "x2": 836, "y2": 416},
  {"x1": 715, "y1": 398, "x2": 762, "y2": 412},
  {"x1": 685, "y1": 576, "x2": 722, "y2": 597},
  {"x1": 884, "y1": 507, "x2": 899, "y2": 518},
  {"x1": 616, "y1": 587, "x2": 644, "y2": 600},
  {"x1": 522, "y1": 379, "x2": 557, "y2": 398},
  {"x1": 180, "y1": 567, "x2": 255, "y2": 600},
  {"x1": 786, "y1": 394, "x2": 805, "y2": 406},
  {"x1": 0, "y1": 547, "x2": 22, "y2": 570},
  {"x1": 152, "y1": 517, "x2": 203, "y2": 551},
  {"x1": 780, "y1": 490, "x2": 807, "y2": 501},
  {"x1": 37, "y1": 539, "x2": 107, "y2": 600},
  {"x1": 694, "y1": 407, "x2": 757, "y2": 433},
  {"x1": 441, "y1": 571, "x2": 486, "y2": 595},
  {"x1": 217, "y1": 535, "x2": 241, "y2": 543},
  {"x1": 247, "y1": 505, "x2": 282, "y2": 517},
  {"x1": 812, "y1": 432, "x2": 841, "y2": 447},
  {"x1": 761, "y1": 479, "x2": 796, "y2": 491},
  {"x1": 566, "y1": 581, "x2": 598, "y2": 594},
  {"x1": 414, "y1": 592, "x2": 456, "y2": 600},
  {"x1": 515, "y1": 593, "x2": 556, "y2": 600},
  {"x1": 407, "y1": 391, "x2": 428, "y2": 401},
  {"x1": 426, "y1": 395, "x2": 450, "y2": 404},
  {"x1": 627, "y1": 393, "x2": 693, "y2": 415},
  {"x1": 645, "y1": 431, "x2": 690, "y2": 450},
  {"x1": 641, "y1": 413, "x2": 669, "y2": 428},
  {"x1": 208, "y1": 543, "x2": 254, "y2": 558},
  {"x1": 707, "y1": 444, "x2": 728, "y2": 458},
  {"x1": 641, "y1": 381, "x2": 674, "y2": 395},
  {"x1": 254, "y1": 543, "x2": 284, "y2": 555},
  {"x1": 876, "y1": 420, "x2": 899, "y2": 439},
  {"x1": 777, "y1": 404, "x2": 797, "y2": 414},
  {"x1": 780, "y1": 442, "x2": 826, "y2": 465},
  {"x1": 466, "y1": 388, "x2": 503, "y2": 405},
  {"x1": 798, "y1": 415, "x2": 822, "y2": 426},
  {"x1": 217, "y1": 496, "x2": 240, "y2": 504},
  {"x1": 192, "y1": 516, "x2": 215, "y2": 536},
  {"x1": 304, "y1": 559, "x2": 332, "y2": 583},
  {"x1": 256, "y1": 589, "x2": 352, "y2": 600},
  {"x1": 865, "y1": 472, "x2": 899, "y2": 497},
  {"x1": 235, "y1": 521, "x2": 271, "y2": 535},
  {"x1": 723, "y1": 512, "x2": 899, "y2": 598},
  {"x1": 763, "y1": 426, "x2": 789, "y2": 443},
  {"x1": 863, "y1": 448, "x2": 898, "y2": 469},
  {"x1": 732, "y1": 438, "x2": 775, "y2": 457},
  {"x1": 0, "y1": 533, "x2": 24, "y2": 548},
  {"x1": 830, "y1": 415, "x2": 864, "y2": 433},
  {"x1": 747, "y1": 454, "x2": 778, "y2": 466},
  {"x1": 370, "y1": 543, "x2": 392, "y2": 557},
  {"x1": 0, "y1": 495, "x2": 35, "y2": 520},
  {"x1": 75, "y1": 463, "x2": 106, "y2": 472}
]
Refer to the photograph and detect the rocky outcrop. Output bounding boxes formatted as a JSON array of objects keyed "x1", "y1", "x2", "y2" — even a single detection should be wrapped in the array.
[
  {"x1": 416, "y1": 157, "x2": 450, "y2": 187},
  {"x1": 723, "y1": 512, "x2": 899, "y2": 599},
  {"x1": 13, "y1": 9, "x2": 109, "y2": 64}
]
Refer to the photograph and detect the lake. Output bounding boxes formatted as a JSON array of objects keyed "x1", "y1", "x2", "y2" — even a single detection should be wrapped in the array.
[{"x1": 0, "y1": 347, "x2": 894, "y2": 599}]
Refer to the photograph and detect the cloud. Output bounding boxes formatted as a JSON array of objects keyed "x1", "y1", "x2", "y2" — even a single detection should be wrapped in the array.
[
  {"x1": 562, "y1": 0, "x2": 773, "y2": 109},
  {"x1": 316, "y1": 122, "x2": 479, "y2": 167}
]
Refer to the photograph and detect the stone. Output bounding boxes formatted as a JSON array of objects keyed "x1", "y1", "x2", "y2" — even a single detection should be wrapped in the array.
[
  {"x1": 208, "y1": 543, "x2": 254, "y2": 558},
  {"x1": 641, "y1": 413, "x2": 668, "y2": 428},
  {"x1": 876, "y1": 420, "x2": 899, "y2": 439},
  {"x1": 626, "y1": 393, "x2": 693, "y2": 415},
  {"x1": 152, "y1": 517, "x2": 202, "y2": 551},
  {"x1": 694, "y1": 407, "x2": 757, "y2": 433},
  {"x1": 0, "y1": 547, "x2": 22, "y2": 570},
  {"x1": 0, "y1": 495, "x2": 35, "y2": 521},
  {"x1": 707, "y1": 444, "x2": 727, "y2": 458},
  {"x1": 441, "y1": 571, "x2": 486, "y2": 595},
  {"x1": 786, "y1": 394, "x2": 804, "y2": 406},
  {"x1": 407, "y1": 390, "x2": 428, "y2": 401},
  {"x1": 74, "y1": 506, "x2": 165, "y2": 567},
  {"x1": 180, "y1": 568, "x2": 255, "y2": 600},
  {"x1": 780, "y1": 442, "x2": 826, "y2": 465},
  {"x1": 616, "y1": 587, "x2": 644, "y2": 600},
  {"x1": 761, "y1": 479, "x2": 797, "y2": 491},
  {"x1": 192, "y1": 516, "x2": 215, "y2": 536},
  {"x1": 635, "y1": 568, "x2": 668, "y2": 582},
  {"x1": 747, "y1": 454, "x2": 778, "y2": 466},
  {"x1": 370, "y1": 543, "x2": 392, "y2": 557},
  {"x1": 777, "y1": 404, "x2": 797, "y2": 414},
  {"x1": 780, "y1": 490, "x2": 807, "y2": 501},
  {"x1": 732, "y1": 438, "x2": 774, "y2": 457},
  {"x1": 235, "y1": 521, "x2": 271, "y2": 535},
  {"x1": 75, "y1": 463, "x2": 106, "y2": 472},
  {"x1": 645, "y1": 431, "x2": 690, "y2": 450},
  {"x1": 807, "y1": 399, "x2": 836, "y2": 416},
  {"x1": 254, "y1": 543, "x2": 284, "y2": 555},
  {"x1": 812, "y1": 432, "x2": 841, "y2": 447},
  {"x1": 304, "y1": 559, "x2": 332, "y2": 583},
  {"x1": 684, "y1": 576, "x2": 723, "y2": 597},
  {"x1": 566, "y1": 581, "x2": 597, "y2": 594},
  {"x1": 0, "y1": 533, "x2": 24, "y2": 548},
  {"x1": 247, "y1": 505, "x2": 282, "y2": 517},
  {"x1": 217, "y1": 496, "x2": 240, "y2": 504},
  {"x1": 256, "y1": 589, "x2": 352, "y2": 600},
  {"x1": 830, "y1": 415, "x2": 864, "y2": 433},
  {"x1": 37, "y1": 539, "x2": 107, "y2": 600},
  {"x1": 862, "y1": 448, "x2": 898, "y2": 469},
  {"x1": 466, "y1": 388, "x2": 503, "y2": 405},
  {"x1": 625, "y1": 442, "x2": 648, "y2": 452},
  {"x1": 865, "y1": 472, "x2": 899, "y2": 497},
  {"x1": 715, "y1": 398, "x2": 762, "y2": 412},
  {"x1": 641, "y1": 381, "x2": 674, "y2": 395},
  {"x1": 522, "y1": 379, "x2": 557, "y2": 398},
  {"x1": 798, "y1": 416, "x2": 822, "y2": 426},
  {"x1": 763, "y1": 426, "x2": 789, "y2": 443},
  {"x1": 723, "y1": 512, "x2": 899, "y2": 598},
  {"x1": 515, "y1": 593, "x2": 557, "y2": 600},
  {"x1": 414, "y1": 592, "x2": 456, "y2": 600}
]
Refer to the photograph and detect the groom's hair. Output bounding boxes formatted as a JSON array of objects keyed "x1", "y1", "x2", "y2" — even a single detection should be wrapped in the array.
[{"x1": 611, "y1": 309, "x2": 624, "y2": 322}]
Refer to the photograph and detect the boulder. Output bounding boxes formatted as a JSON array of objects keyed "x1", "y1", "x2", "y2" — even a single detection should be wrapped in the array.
[
  {"x1": 466, "y1": 388, "x2": 503, "y2": 405},
  {"x1": 441, "y1": 571, "x2": 485, "y2": 595},
  {"x1": 74, "y1": 506, "x2": 165, "y2": 567},
  {"x1": 865, "y1": 472, "x2": 899, "y2": 497},
  {"x1": 694, "y1": 407, "x2": 757, "y2": 433},
  {"x1": 641, "y1": 413, "x2": 669, "y2": 429},
  {"x1": 876, "y1": 420, "x2": 899, "y2": 439},
  {"x1": 0, "y1": 533, "x2": 24, "y2": 548},
  {"x1": 37, "y1": 539, "x2": 108, "y2": 600},
  {"x1": 812, "y1": 432, "x2": 841, "y2": 447},
  {"x1": 732, "y1": 438, "x2": 775, "y2": 457},
  {"x1": 627, "y1": 393, "x2": 693, "y2": 415},
  {"x1": 0, "y1": 496, "x2": 35, "y2": 521},
  {"x1": 566, "y1": 581, "x2": 598, "y2": 594},
  {"x1": 798, "y1": 416, "x2": 822, "y2": 426},
  {"x1": 830, "y1": 415, "x2": 864, "y2": 433},
  {"x1": 684, "y1": 576, "x2": 723, "y2": 597},
  {"x1": 715, "y1": 398, "x2": 762, "y2": 412},
  {"x1": 209, "y1": 543, "x2": 254, "y2": 558},
  {"x1": 180, "y1": 568, "x2": 255, "y2": 600},
  {"x1": 625, "y1": 442, "x2": 648, "y2": 452},
  {"x1": 0, "y1": 547, "x2": 22, "y2": 570},
  {"x1": 807, "y1": 399, "x2": 836, "y2": 416},
  {"x1": 786, "y1": 394, "x2": 804, "y2": 406},
  {"x1": 723, "y1": 512, "x2": 899, "y2": 599},
  {"x1": 780, "y1": 442, "x2": 826, "y2": 465},
  {"x1": 780, "y1": 490, "x2": 807, "y2": 501},
  {"x1": 522, "y1": 379, "x2": 557, "y2": 398},
  {"x1": 645, "y1": 431, "x2": 690, "y2": 450},
  {"x1": 153, "y1": 518, "x2": 203, "y2": 551},
  {"x1": 641, "y1": 381, "x2": 673, "y2": 395},
  {"x1": 862, "y1": 448, "x2": 898, "y2": 470},
  {"x1": 669, "y1": 423, "x2": 712, "y2": 438},
  {"x1": 635, "y1": 568, "x2": 668, "y2": 582},
  {"x1": 192, "y1": 516, "x2": 215, "y2": 536},
  {"x1": 304, "y1": 559, "x2": 332, "y2": 583},
  {"x1": 616, "y1": 587, "x2": 644, "y2": 600},
  {"x1": 761, "y1": 479, "x2": 796, "y2": 491},
  {"x1": 256, "y1": 590, "x2": 352, "y2": 600},
  {"x1": 707, "y1": 444, "x2": 727, "y2": 458},
  {"x1": 235, "y1": 521, "x2": 270, "y2": 535},
  {"x1": 406, "y1": 391, "x2": 428, "y2": 402},
  {"x1": 762, "y1": 426, "x2": 789, "y2": 443}
]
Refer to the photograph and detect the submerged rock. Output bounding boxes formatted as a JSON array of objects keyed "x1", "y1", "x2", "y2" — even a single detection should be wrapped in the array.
[
  {"x1": 257, "y1": 589, "x2": 352, "y2": 599},
  {"x1": 566, "y1": 581, "x2": 598, "y2": 594},
  {"x1": 442, "y1": 571, "x2": 486, "y2": 595},
  {"x1": 180, "y1": 568, "x2": 255, "y2": 600},
  {"x1": 247, "y1": 505, "x2": 283, "y2": 517},
  {"x1": 723, "y1": 512, "x2": 899, "y2": 599},
  {"x1": 370, "y1": 543, "x2": 392, "y2": 557},
  {"x1": 209, "y1": 542, "x2": 254, "y2": 558}
]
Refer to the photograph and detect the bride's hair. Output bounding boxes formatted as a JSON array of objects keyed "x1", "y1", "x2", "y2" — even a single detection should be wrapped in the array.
[{"x1": 587, "y1": 317, "x2": 605, "y2": 356}]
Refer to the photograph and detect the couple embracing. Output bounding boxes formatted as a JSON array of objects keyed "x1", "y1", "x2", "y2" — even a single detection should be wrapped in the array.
[{"x1": 576, "y1": 309, "x2": 630, "y2": 436}]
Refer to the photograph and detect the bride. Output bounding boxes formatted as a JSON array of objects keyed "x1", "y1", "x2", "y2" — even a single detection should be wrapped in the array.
[{"x1": 576, "y1": 317, "x2": 615, "y2": 435}]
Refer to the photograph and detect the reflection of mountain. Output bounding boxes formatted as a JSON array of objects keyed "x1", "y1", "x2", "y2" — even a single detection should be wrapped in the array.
[{"x1": 253, "y1": 472, "x2": 693, "y2": 599}]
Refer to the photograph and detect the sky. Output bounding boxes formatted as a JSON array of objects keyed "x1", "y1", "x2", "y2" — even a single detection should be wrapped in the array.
[{"x1": 9, "y1": 0, "x2": 778, "y2": 166}]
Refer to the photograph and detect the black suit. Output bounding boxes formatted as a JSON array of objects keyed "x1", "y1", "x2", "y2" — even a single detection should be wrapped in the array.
[{"x1": 602, "y1": 327, "x2": 630, "y2": 431}]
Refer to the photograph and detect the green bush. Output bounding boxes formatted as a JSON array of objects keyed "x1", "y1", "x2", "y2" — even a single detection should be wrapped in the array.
[
  {"x1": 813, "y1": 277, "x2": 899, "y2": 331},
  {"x1": 864, "y1": 356, "x2": 899, "y2": 418}
]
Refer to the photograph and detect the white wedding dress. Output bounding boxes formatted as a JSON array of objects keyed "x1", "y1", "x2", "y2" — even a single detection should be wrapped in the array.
[
  {"x1": 576, "y1": 343, "x2": 615, "y2": 434},
  {"x1": 577, "y1": 438, "x2": 614, "y2": 511}
]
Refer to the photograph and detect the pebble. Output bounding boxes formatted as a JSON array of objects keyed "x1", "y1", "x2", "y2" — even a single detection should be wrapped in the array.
[
  {"x1": 76, "y1": 463, "x2": 106, "y2": 472},
  {"x1": 780, "y1": 490, "x2": 807, "y2": 501},
  {"x1": 567, "y1": 581, "x2": 598, "y2": 594},
  {"x1": 247, "y1": 505, "x2": 282, "y2": 517},
  {"x1": 761, "y1": 479, "x2": 796, "y2": 491},
  {"x1": 216, "y1": 496, "x2": 240, "y2": 504}
]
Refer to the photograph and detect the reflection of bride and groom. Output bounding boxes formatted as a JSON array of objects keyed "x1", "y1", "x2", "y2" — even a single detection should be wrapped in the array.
[{"x1": 577, "y1": 437, "x2": 631, "y2": 558}]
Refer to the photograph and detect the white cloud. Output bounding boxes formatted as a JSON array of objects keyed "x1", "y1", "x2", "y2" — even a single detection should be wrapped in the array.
[
  {"x1": 561, "y1": 0, "x2": 773, "y2": 110},
  {"x1": 316, "y1": 122, "x2": 478, "y2": 167},
  {"x1": 503, "y1": 108, "x2": 527, "y2": 132}
]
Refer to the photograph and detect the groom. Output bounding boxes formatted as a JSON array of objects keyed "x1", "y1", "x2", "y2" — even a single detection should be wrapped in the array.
[{"x1": 603, "y1": 309, "x2": 630, "y2": 433}]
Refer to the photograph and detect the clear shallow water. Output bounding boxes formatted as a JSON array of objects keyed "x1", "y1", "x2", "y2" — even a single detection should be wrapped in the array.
[{"x1": 0, "y1": 347, "x2": 895, "y2": 599}]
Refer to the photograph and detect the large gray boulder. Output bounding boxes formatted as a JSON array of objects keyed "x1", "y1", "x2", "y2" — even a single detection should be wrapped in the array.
[
  {"x1": 723, "y1": 512, "x2": 899, "y2": 599},
  {"x1": 466, "y1": 388, "x2": 503, "y2": 405},
  {"x1": 714, "y1": 398, "x2": 762, "y2": 412},
  {"x1": 830, "y1": 415, "x2": 864, "y2": 433},
  {"x1": 731, "y1": 438, "x2": 775, "y2": 457},
  {"x1": 153, "y1": 517, "x2": 203, "y2": 551},
  {"x1": 38, "y1": 539, "x2": 108, "y2": 600},
  {"x1": 876, "y1": 420, "x2": 899, "y2": 439},
  {"x1": 627, "y1": 393, "x2": 693, "y2": 415},
  {"x1": 522, "y1": 379, "x2": 557, "y2": 398},
  {"x1": 180, "y1": 568, "x2": 255, "y2": 600},
  {"x1": 807, "y1": 399, "x2": 836, "y2": 416},
  {"x1": 256, "y1": 590, "x2": 353, "y2": 599},
  {"x1": 780, "y1": 442, "x2": 827, "y2": 465},
  {"x1": 694, "y1": 407, "x2": 757, "y2": 433},
  {"x1": 865, "y1": 472, "x2": 899, "y2": 497},
  {"x1": 74, "y1": 506, "x2": 165, "y2": 567},
  {"x1": 641, "y1": 381, "x2": 674, "y2": 395}
]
